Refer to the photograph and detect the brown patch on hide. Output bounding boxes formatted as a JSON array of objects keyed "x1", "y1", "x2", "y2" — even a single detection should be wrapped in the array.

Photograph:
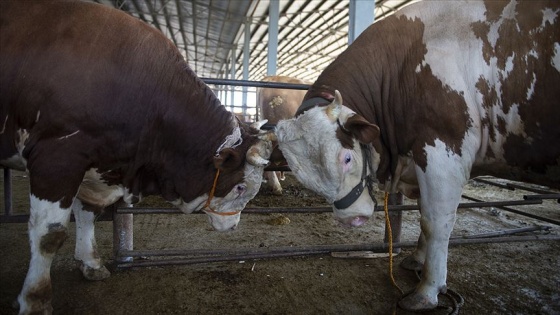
[
  {"x1": 412, "y1": 64, "x2": 472, "y2": 172},
  {"x1": 471, "y1": 22, "x2": 493, "y2": 64},
  {"x1": 82, "y1": 203, "x2": 105, "y2": 213},
  {"x1": 473, "y1": 1, "x2": 560, "y2": 183},
  {"x1": 475, "y1": 77, "x2": 499, "y2": 143},
  {"x1": 40, "y1": 223, "x2": 68, "y2": 255},
  {"x1": 336, "y1": 126, "x2": 354, "y2": 149},
  {"x1": 26, "y1": 278, "x2": 53, "y2": 313},
  {"x1": 213, "y1": 124, "x2": 260, "y2": 197},
  {"x1": 483, "y1": 0, "x2": 510, "y2": 22}
]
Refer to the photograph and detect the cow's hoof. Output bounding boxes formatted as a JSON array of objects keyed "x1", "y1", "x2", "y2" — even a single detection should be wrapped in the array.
[
  {"x1": 17, "y1": 295, "x2": 53, "y2": 315},
  {"x1": 79, "y1": 263, "x2": 111, "y2": 281},
  {"x1": 400, "y1": 255, "x2": 423, "y2": 271},
  {"x1": 398, "y1": 291, "x2": 438, "y2": 312},
  {"x1": 271, "y1": 189, "x2": 283, "y2": 196}
]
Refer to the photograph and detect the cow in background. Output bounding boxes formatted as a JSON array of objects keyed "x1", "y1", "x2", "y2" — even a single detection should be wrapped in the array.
[
  {"x1": 268, "y1": 0, "x2": 559, "y2": 311},
  {"x1": 256, "y1": 75, "x2": 311, "y2": 195},
  {"x1": 0, "y1": 1, "x2": 272, "y2": 314}
]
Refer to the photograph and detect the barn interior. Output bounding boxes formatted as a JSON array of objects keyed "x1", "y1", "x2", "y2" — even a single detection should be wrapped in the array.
[
  {"x1": 1, "y1": 1, "x2": 559, "y2": 314},
  {"x1": 91, "y1": 0, "x2": 416, "y2": 118}
]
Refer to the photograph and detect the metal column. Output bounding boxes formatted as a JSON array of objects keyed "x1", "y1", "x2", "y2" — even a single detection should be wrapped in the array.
[
  {"x1": 113, "y1": 204, "x2": 133, "y2": 263},
  {"x1": 230, "y1": 47, "x2": 236, "y2": 113},
  {"x1": 242, "y1": 20, "x2": 251, "y2": 119},
  {"x1": 267, "y1": 0, "x2": 279, "y2": 76},
  {"x1": 348, "y1": 0, "x2": 375, "y2": 45}
]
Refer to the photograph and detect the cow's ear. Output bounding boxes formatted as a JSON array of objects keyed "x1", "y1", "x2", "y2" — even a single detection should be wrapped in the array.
[
  {"x1": 343, "y1": 115, "x2": 380, "y2": 144},
  {"x1": 213, "y1": 148, "x2": 242, "y2": 172}
]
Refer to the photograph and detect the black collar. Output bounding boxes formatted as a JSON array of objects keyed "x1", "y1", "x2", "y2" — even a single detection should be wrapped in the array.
[
  {"x1": 333, "y1": 143, "x2": 378, "y2": 210},
  {"x1": 295, "y1": 97, "x2": 331, "y2": 117}
]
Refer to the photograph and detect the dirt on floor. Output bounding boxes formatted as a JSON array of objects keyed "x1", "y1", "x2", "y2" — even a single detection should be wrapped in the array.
[{"x1": 0, "y1": 170, "x2": 559, "y2": 315}]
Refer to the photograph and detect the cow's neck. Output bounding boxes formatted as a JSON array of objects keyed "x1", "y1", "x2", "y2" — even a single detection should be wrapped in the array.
[
  {"x1": 125, "y1": 69, "x2": 239, "y2": 203},
  {"x1": 306, "y1": 17, "x2": 425, "y2": 185}
]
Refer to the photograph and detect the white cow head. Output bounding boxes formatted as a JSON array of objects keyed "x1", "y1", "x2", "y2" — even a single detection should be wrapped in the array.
[{"x1": 273, "y1": 91, "x2": 381, "y2": 226}]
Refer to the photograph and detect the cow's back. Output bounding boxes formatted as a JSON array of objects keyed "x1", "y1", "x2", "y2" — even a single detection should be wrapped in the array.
[
  {"x1": 256, "y1": 76, "x2": 310, "y2": 123},
  {"x1": 311, "y1": 0, "x2": 560, "y2": 188},
  {"x1": 0, "y1": 0, "x2": 240, "y2": 204},
  {"x1": 397, "y1": 1, "x2": 560, "y2": 177},
  {"x1": 0, "y1": 0, "x2": 192, "y2": 166}
]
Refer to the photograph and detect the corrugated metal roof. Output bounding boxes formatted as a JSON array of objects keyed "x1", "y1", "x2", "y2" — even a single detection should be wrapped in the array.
[{"x1": 94, "y1": 0, "x2": 415, "y2": 83}]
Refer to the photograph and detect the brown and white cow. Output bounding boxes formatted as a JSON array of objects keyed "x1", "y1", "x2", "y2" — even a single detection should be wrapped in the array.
[
  {"x1": 256, "y1": 75, "x2": 311, "y2": 195},
  {"x1": 0, "y1": 1, "x2": 272, "y2": 314},
  {"x1": 268, "y1": 0, "x2": 560, "y2": 311}
]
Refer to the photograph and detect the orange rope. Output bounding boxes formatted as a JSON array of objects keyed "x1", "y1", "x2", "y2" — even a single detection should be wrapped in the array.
[
  {"x1": 384, "y1": 192, "x2": 404, "y2": 295},
  {"x1": 202, "y1": 169, "x2": 241, "y2": 216},
  {"x1": 204, "y1": 169, "x2": 221, "y2": 209}
]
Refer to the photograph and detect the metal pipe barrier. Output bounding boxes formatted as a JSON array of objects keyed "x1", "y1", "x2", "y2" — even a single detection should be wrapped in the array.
[
  {"x1": 116, "y1": 234, "x2": 560, "y2": 269},
  {"x1": 462, "y1": 195, "x2": 560, "y2": 226},
  {"x1": 114, "y1": 199, "x2": 543, "y2": 215},
  {"x1": 118, "y1": 226, "x2": 550, "y2": 259},
  {"x1": 201, "y1": 78, "x2": 310, "y2": 90}
]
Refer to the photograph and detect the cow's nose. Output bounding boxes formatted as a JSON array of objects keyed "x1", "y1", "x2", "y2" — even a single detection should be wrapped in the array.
[{"x1": 336, "y1": 215, "x2": 369, "y2": 227}]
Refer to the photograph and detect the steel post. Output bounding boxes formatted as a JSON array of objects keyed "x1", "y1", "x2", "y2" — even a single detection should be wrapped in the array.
[{"x1": 113, "y1": 210, "x2": 134, "y2": 263}]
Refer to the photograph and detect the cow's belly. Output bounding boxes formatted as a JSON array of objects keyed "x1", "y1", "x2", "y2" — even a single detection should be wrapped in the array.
[
  {"x1": 471, "y1": 162, "x2": 560, "y2": 190},
  {"x1": 77, "y1": 169, "x2": 125, "y2": 210}
]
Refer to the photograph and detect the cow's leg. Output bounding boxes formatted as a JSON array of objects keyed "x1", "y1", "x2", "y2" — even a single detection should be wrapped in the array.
[
  {"x1": 264, "y1": 171, "x2": 282, "y2": 195},
  {"x1": 72, "y1": 199, "x2": 110, "y2": 281},
  {"x1": 398, "y1": 150, "x2": 466, "y2": 311},
  {"x1": 401, "y1": 198, "x2": 427, "y2": 271},
  {"x1": 17, "y1": 195, "x2": 72, "y2": 315}
]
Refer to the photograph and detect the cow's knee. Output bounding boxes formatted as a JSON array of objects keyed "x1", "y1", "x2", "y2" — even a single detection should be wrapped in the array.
[{"x1": 40, "y1": 223, "x2": 68, "y2": 255}]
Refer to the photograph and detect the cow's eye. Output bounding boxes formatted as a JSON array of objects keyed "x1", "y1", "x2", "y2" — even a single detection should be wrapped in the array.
[
  {"x1": 236, "y1": 184, "x2": 246, "y2": 195},
  {"x1": 344, "y1": 153, "x2": 352, "y2": 164}
]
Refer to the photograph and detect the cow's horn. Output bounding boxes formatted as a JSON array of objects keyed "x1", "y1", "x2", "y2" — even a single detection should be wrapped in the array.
[
  {"x1": 251, "y1": 119, "x2": 268, "y2": 130},
  {"x1": 246, "y1": 140, "x2": 272, "y2": 166},
  {"x1": 326, "y1": 90, "x2": 343, "y2": 121}
]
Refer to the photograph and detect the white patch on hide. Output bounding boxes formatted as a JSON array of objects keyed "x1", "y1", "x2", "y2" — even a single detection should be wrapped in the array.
[
  {"x1": 77, "y1": 169, "x2": 125, "y2": 207},
  {"x1": 503, "y1": 54, "x2": 515, "y2": 77},
  {"x1": 401, "y1": 1, "x2": 488, "y2": 96},
  {"x1": 18, "y1": 195, "x2": 72, "y2": 313},
  {"x1": 58, "y1": 130, "x2": 80, "y2": 140},
  {"x1": 72, "y1": 199, "x2": 103, "y2": 269},
  {"x1": 526, "y1": 73, "x2": 537, "y2": 101},
  {"x1": 552, "y1": 42, "x2": 560, "y2": 73},
  {"x1": 540, "y1": 7, "x2": 559, "y2": 29}
]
